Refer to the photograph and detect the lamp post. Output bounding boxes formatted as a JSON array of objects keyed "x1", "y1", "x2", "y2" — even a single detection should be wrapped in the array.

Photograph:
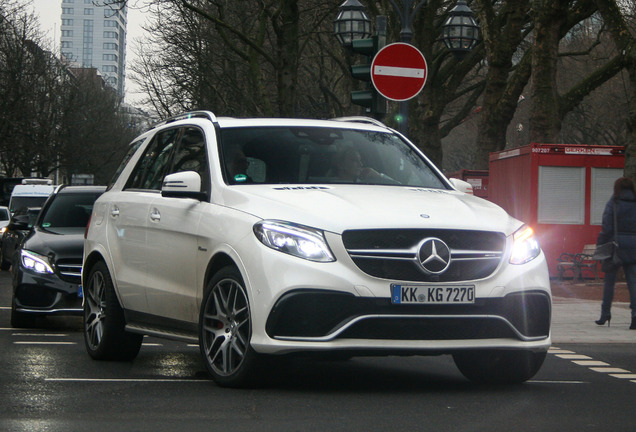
[
  {"x1": 334, "y1": 0, "x2": 372, "y2": 49},
  {"x1": 335, "y1": 0, "x2": 481, "y2": 136}
]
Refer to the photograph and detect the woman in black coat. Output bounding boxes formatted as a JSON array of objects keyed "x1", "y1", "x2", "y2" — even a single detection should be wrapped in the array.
[{"x1": 596, "y1": 177, "x2": 636, "y2": 329}]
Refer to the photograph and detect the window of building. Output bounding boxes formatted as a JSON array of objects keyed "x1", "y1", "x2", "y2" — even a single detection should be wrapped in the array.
[
  {"x1": 103, "y1": 54, "x2": 118, "y2": 61},
  {"x1": 102, "y1": 65, "x2": 118, "y2": 72},
  {"x1": 84, "y1": 8, "x2": 94, "y2": 15},
  {"x1": 103, "y1": 42, "x2": 118, "y2": 50},
  {"x1": 61, "y1": 41, "x2": 73, "y2": 48},
  {"x1": 61, "y1": 30, "x2": 73, "y2": 37},
  {"x1": 63, "y1": 0, "x2": 74, "y2": 3},
  {"x1": 62, "y1": 19, "x2": 73, "y2": 25},
  {"x1": 104, "y1": 20, "x2": 118, "y2": 28},
  {"x1": 104, "y1": 31, "x2": 118, "y2": 39},
  {"x1": 62, "y1": 8, "x2": 73, "y2": 14},
  {"x1": 538, "y1": 166, "x2": 585, "y2": 224}
]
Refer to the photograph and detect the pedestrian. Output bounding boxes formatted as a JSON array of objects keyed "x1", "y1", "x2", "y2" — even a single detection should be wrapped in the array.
[{"x1": 595, "y1": 177, "x2": 636, "y2": 329}]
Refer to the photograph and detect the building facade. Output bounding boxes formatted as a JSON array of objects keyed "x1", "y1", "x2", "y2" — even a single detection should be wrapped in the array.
[{"x1": 59, "y1": 0, "x2": 127, "y2": 96}]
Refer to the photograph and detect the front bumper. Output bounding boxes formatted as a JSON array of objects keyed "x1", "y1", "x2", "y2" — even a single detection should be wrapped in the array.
[
  {"x1": 266, "y1": 289, "x2": 550, "y2": 342},
  {"x1": 13, "y1": 268, "x2": 83, "y2": 316}
]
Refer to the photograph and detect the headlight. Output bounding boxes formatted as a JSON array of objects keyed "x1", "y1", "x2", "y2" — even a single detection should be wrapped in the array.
[
  {"x1": 254, "y1": 220, "x2": 335, "y2": 262},
  {"x1": 510, "y1": 225, "x2": 541, "y2": 265},
  {"x1": 21, "y1": 250, "x2": 54, "y2": 274}
]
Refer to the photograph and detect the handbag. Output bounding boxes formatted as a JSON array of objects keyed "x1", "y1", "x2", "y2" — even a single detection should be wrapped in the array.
[
  {"x1": 592, "y1": 241, "x2": 616, "y2": 260},
  {"x1": 598, "y1": 200, "x2": 622, "y2": 273}
]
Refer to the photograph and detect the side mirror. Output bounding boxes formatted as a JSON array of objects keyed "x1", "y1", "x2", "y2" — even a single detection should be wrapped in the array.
[
  {"x1": 448, "y1": 178, "x2": 474, "y2": 195},
  {"x1": 8, "y1": 214, "x2": 31, "y2": 231},
  {"x1": 161, "y1": 171, "x2": 207, "y2": 201}
]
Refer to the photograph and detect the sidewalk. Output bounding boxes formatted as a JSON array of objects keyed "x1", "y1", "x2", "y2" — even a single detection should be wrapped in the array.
[{"x1": 550, "y1": 279, "x2": 635, "y2": 344}]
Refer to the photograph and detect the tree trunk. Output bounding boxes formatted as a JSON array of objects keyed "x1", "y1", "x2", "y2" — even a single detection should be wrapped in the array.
[{"x1": 528, "y1": 0, "x2": 568, "y2": 143}]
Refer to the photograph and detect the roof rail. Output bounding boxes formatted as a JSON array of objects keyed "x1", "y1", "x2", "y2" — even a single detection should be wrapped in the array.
[
  {"x1": 152, "y1": 110, "x2": 218, "y2": 129},
  {"x1": 331, "y1": 116, "x2": 388, "y2": 128}
]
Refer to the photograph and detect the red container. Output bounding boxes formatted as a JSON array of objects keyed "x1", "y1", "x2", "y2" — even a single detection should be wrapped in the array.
[{"x1": 489, "y1": 144, "x2": 625, "y2": 277}]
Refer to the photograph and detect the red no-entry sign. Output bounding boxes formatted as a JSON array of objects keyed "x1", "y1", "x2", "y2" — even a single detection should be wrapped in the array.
[{"x1": 371, "y1": 43, "x2": 428, "y2": 102}]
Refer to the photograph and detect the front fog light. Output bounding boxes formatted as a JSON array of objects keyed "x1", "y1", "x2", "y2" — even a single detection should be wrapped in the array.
[
  {"x1": 254, "y1": 220, "x2": 335, "y2": 262},
  {"x1": 21, "y1": 250, "x2": 54, "y2": 274},
  {"x1": 510, "y1": 225, "x2": 541, "y2": 265}
]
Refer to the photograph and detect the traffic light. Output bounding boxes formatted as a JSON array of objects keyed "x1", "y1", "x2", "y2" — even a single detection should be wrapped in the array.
[{"x1": 349, "y1": 17, "x2": 387, "y2": 118}]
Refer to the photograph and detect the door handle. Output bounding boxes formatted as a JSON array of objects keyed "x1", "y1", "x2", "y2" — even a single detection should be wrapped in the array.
[
  {"x1": 111, "y1": 206, "x2": 120, "y2": 217},
  {"x1": 150, "y1": 208, "x2": 161, "y2": 222}
]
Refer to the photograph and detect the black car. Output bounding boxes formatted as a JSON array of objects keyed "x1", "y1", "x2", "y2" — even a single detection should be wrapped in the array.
[
  {"x1": 10, "y1": 185, "x2": 105, "y2": 328},
  {"x1": 0, "y1": 206, "x2": 42, "y2": 271}
]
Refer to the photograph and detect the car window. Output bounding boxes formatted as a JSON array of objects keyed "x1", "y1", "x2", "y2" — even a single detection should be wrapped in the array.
[
  {"x1": 219, "y1": 126, "x2": 447, "y2": 188},
  {"x1": 40, "y1": 192, "x2": 103, "y2": 229},
  {"x1": 168, "y1": 127, "x2": 210, "y2": 194},
  {"x1": 108, "y1": 137, "x2": 146, "y2": 190},
  {"x1": 125, "y1": 128, "x2": 180, "y2": 191},
  {"x1": 0, "y1": 208, "x2": 9, "y2": 221}
]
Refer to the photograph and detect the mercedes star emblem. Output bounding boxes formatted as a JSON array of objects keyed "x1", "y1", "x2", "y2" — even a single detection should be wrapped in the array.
[{"x1": 417, "y1": 237, "x2": 451, "y2": 274}]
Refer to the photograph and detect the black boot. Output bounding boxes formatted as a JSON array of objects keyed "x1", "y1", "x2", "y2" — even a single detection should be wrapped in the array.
[
  {"x1": 630, "y1": 316, "x2": 636, "y2": 330},
  {"x1": 595, "y1": 313, "x2": 611, "y2": 327}
]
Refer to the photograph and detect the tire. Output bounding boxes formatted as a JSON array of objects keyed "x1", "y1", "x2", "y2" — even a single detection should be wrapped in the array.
[
  {"x1": 10, "y1": 297, "x2": 35, "y2": 328},
  {"x1": 199, "y1": 266, "x2": 260, "y2": 387},
  {"x1": 453, "y1": 349, "x2": 547, "y2": 384},
  {"x1": 83, "y1": 261, "x2": 143, "y2": 361}
]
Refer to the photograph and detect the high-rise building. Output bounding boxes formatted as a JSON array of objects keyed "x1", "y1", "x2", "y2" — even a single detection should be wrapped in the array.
[{"x1": 59, "y1": 0, "x2": 127, "y2": 96}]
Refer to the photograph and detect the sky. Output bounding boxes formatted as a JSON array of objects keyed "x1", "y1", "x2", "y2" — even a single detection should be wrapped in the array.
[{"x1": 29, "y1": 0, "x2": 150, "y2": 105}]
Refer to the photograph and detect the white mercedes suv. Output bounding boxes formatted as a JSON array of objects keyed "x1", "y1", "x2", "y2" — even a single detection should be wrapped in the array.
[{"x1": 82, "y1": 111, "x2": 551, "y2": 387}]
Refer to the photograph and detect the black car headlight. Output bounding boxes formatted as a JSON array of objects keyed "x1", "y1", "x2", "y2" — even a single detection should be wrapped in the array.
[
  {"x1": 254, "y1": 220, "x2": 335, "y2": 262},
  {"x1": 510, "y1": 225, "x2": 541, "y2": 265},
  {"x1": 21, "y1": 250, "x2": 54, "y2": 274}
]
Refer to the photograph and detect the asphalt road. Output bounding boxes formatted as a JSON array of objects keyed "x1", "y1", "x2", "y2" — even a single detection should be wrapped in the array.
[{"x1": 1, "y1": 271, "x2": 635, "y2": 432}]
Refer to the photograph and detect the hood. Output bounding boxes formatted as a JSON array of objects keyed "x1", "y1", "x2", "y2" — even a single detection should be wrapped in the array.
[
  {"x1": 22, "y1": 228, "x2": 85, "y2": 260},
  {"x1": 220, "y1": 185, "x2": 521, "y2": 235}
]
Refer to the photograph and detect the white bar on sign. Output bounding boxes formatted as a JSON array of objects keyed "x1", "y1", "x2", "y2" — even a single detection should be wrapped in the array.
[{"x1": 374, "y1": 65, "x2": 424, "y2": 78}]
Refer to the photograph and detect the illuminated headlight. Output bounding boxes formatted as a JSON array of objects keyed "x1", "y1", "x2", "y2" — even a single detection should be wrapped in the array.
[
  {"x1": 21, "y1": 250, "x2": 54, "y2": 274},
  {"x1": 254, "y1": 220, "x2": 335, "y2": 262},
  {"x1": 0, "y1": 226, "x2": 6, "y2": 235},
  {"x1": 510, "y1": 225, "x2": 541, "y2": 265}
]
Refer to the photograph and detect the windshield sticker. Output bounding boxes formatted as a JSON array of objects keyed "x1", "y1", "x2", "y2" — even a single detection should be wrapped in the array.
[
  {"x1": 408, "y1": 188, "x2": 449, "y2": 194},
  {"x1": 234, "y1": 174, "x2": 248, "y2": 183},
  {"x1": 42, "y1": 222, "x2": 51, "y2": 227},
  {"x1": 273, "y1": 186, "x2": 331, "y2": 191}
]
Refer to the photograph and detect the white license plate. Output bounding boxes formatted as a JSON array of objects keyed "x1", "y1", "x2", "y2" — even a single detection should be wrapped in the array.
[{"x1": 391, "y1": 284, "x2": 475, "y2": 304}]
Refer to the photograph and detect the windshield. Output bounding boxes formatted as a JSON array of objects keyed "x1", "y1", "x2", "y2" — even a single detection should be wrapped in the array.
[
  {"x1": 9, "y1": 196, "x2": 49, "y2": 214},
  {"x1": 39, "y1": 192, "x2": 103, "y2": 230},
  {"x1": 219, "y1": 126, "x2": 447, "y2": 188}
]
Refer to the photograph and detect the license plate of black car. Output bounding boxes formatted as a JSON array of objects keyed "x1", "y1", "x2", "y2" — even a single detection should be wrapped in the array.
[{"x1": 391, "y1": 284, "x2": 475, "y2": 304}]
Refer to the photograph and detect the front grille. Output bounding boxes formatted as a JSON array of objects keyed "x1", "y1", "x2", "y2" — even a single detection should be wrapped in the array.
[
  {"x1": 55, "y1": 258, "x2": 82, "y2": 284},
  {"x1": 343, "y1": 229, "x2": 505, "y2": 282}
]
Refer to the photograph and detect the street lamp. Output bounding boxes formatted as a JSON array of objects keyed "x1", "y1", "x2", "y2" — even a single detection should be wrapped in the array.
[
  {"x1": 334, "y1": 0, "x2": 372, "y2": 49},
  {"x1": 441, "y1": 0, "x2": 482, "y2": 59}
]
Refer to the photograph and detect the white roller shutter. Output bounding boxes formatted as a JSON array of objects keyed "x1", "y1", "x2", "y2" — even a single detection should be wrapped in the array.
[
  {"x1": 538, "y1": 166, "x2": 585, "y2": 224},
  {"x1": 590, "y1": 168, "x2": 622, "y2": 225}
]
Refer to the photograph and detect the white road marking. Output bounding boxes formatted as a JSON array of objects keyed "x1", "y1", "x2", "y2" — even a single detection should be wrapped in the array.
[{"x1": 46, "y1": 378, "x2": 207, "y2": 383}]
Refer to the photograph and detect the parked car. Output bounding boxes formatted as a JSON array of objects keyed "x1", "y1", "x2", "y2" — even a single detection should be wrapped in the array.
[
  {"x1": 0, "y1": 205, "x2": 10, "y2": 233},
  {"x1": 0, "y1": 206, "x2": 41, "y2": 271},
  {"x1": 82, "y1": 111, "x2": 551, "y2": 387},
  {"x1": 10, "y1": 185, "x2": 106, "y2": 328}
]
